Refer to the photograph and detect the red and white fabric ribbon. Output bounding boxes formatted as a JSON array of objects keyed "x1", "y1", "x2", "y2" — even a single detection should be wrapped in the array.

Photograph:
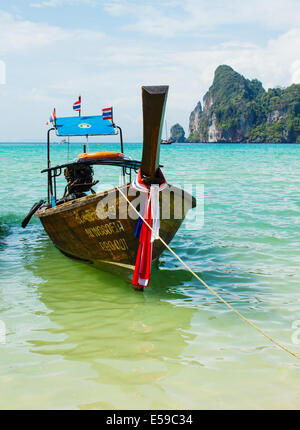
[{"x1": 131, "y1": 169, "x2": 167, "y2": 287}]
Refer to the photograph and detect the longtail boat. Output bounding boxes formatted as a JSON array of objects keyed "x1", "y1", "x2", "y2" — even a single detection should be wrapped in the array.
[
  {"x1": 161, "y1": 138, "x2": 174, "y2": 145},
  {"x1": 22, "y1": 86, "x2": 196, "y2": 290}
]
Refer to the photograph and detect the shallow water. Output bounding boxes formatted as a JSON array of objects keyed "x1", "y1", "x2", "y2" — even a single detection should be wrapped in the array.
[{"x1": 0, "y1": 142, "x2": 299, "y2": 409}]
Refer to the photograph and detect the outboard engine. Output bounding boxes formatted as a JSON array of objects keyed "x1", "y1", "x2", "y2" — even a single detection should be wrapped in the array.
[{"x1": 64, "y1": 164, "x2": 98, "y2": 198}]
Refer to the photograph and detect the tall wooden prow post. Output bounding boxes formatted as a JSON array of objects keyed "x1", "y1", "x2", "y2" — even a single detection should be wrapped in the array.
[{"x1": 141, "y1": 86, "x2": 169, "y2": 184}]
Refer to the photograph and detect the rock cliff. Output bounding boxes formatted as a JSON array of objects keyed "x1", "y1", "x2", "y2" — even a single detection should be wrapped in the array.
[
  {"x1": 187, "y1": 65, "x2": 300, "y2": 143},
  {"x1": 170, "y1": 123, "x2": 185, "y2": 142}
]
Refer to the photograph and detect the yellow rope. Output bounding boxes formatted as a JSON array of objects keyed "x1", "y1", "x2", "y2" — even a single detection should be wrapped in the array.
[{"x1": 117, "y1": 186, "x2": 300, "y2": 360}]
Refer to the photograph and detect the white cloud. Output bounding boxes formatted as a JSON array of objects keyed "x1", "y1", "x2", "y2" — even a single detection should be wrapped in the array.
[
  {"x1": 182, "y1": 0, "x2": 300, "y2": 30},
  {"x1": 291, "y1": 60, "x2": 300, "y2": 84},
  {"x1": 0, "y1": 5, "x2": 300, "y2": 140},
  {"x1": 0, "y1": 11, "x2": 107, "y2": 55},
  {"x1": 103, "y1": 0, "x2": 129, "y2": 16},
  {"x1": 30, "y1": 0, "x2": 97, "y2": 8},
  {"x1": 0, "y1": 11, "x2": 69, "y2": 53},
  {"x1": 104, "y1": 0, "x2": 300, "y2": 38}
]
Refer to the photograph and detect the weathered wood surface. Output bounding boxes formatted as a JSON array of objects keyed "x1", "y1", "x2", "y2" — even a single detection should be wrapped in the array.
[{"x1": 35, "y1": 183, "x2": 196, "y2": 271}]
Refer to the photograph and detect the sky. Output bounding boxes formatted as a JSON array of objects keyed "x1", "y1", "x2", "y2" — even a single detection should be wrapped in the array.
[{"x1": 0, "y1": 0, "x2": 300, "y2": 142}]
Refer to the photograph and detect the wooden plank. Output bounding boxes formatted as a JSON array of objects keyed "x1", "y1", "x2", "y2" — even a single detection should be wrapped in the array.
[{"x1": 141, "y1": 86, "x2": 169, "y2": 181}]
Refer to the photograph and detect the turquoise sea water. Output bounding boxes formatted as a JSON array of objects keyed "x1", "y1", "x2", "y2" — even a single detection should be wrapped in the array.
[{"x1": 0, "y1": 142, "x2": 299, "y2": 409}]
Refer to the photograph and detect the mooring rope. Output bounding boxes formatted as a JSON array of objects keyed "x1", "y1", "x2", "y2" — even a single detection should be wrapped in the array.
[{"x1": 117, "y1": 186, "x2": 300, "y2": 360}]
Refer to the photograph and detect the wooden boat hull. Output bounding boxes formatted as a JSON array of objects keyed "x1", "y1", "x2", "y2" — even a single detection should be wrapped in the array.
[{"x1": 35, "y1": 183, "x2": 196, "y2": 272}]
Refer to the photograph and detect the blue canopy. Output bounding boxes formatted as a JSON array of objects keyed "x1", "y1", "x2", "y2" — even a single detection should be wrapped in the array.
[{"x1": 55, "y1": 115, "x2": 117, "y2": 136}]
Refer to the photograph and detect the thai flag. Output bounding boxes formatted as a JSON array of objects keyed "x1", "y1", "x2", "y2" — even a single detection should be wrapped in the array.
[
  {"x1": 102, "y1": 107, "x2": 113, "y2": 120},
  {"x1": 46, "y1": 108, "x2": 56, "y2": 124},
  {"x1": 73, "y1": 96, "x2": 81, "y2": 112}
]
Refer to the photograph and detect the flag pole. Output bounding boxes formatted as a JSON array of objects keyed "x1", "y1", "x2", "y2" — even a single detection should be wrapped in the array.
[{"x1": 79, "y1": 95, "x2": 81, "y2": 117}]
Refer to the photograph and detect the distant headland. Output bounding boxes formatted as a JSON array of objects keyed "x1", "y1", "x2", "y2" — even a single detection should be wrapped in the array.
[{"x1": 170, "y1": 65, "x2": 300, "y2": 143}]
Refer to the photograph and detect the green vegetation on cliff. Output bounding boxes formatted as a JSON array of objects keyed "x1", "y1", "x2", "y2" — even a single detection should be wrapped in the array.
[{"x1": 188, "y1": 65, "x2": 300, "y2": 143}]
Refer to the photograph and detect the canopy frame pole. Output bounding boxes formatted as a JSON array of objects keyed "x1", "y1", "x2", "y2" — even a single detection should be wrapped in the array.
[
  {"x1": 116, "y1": 125, "x2": 124, "y2": 153},
  {"x1": 46, "y1": 122, "x2": 126, "y2": 202},
  {"x1": 116, "y1": 125, "x2": 126, "y2": 184},
  {"x1": 47, "y1": 127, "x2": 55, "y2": 204}
]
